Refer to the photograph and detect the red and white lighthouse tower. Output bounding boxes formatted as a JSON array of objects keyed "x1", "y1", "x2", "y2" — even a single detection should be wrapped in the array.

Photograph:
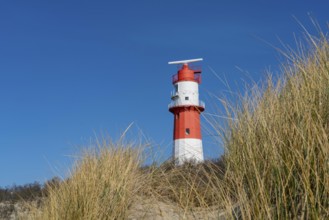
[{"x1": 168, "y1": 58, "x2": 205, "y2": 165}]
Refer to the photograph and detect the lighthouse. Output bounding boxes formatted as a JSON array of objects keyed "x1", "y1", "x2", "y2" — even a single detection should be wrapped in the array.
[{"x1": 168, "y1": 58, "x2": 205, "y2": 165}]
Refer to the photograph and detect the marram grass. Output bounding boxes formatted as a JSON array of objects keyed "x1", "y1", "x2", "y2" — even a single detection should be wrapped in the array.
[
  {"x1": 219, "y1": 30, "x2": 329, "y2": 219},
  {"x1": 28, "y1": 140, "x2": 144, "y2": 220}
]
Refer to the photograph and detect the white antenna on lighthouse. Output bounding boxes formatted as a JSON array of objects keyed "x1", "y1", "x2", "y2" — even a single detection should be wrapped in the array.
[{"x1": 168, "y1": 58, "x2": 203, "y2": 65}]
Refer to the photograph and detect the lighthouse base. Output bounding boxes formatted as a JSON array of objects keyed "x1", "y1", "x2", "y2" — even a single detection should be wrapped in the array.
[{"x1": 174, "y1": 138, "x2": 204, "y2": 165}]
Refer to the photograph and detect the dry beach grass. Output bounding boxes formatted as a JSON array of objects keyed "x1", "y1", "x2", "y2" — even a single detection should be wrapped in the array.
[
  {"x1": 218, "y1": 27, "x2": 329, "y2": 219},
  {"x1": 27, "y1": 140, "x2": 144, "y2": 220}
]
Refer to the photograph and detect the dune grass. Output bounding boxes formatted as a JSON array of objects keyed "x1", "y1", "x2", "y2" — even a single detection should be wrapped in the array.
[
  {"x1": 146, "y1": 159, "x2": 225, "y2": 208},
  {"x1": 28, "y1": 140, "x2": 144, "y2": 220},
  {"x1": 218, "y1": 28, "x2": 329, "y2": 219}
]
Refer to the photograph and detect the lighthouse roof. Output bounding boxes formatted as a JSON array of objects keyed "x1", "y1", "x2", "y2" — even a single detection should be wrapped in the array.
[{"x1": 172, "y1": 64, "x2": 201, "y2": 84}]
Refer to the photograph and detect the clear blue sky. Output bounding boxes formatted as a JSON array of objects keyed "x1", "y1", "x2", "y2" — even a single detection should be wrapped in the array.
[{"x1": 1, "y1": 0, "x2": 328, "y2": 186}]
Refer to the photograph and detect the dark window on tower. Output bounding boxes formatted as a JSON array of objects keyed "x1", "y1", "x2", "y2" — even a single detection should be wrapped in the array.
[
  {"x1": 185, "y1": 96, "x2": 189, "y2": 100},
  {"x1": 185, "y1": 128, "x2": 190, "y2": 135}
]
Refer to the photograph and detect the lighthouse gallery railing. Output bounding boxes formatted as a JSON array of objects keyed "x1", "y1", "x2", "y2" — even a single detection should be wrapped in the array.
[
  {"x1": 172, "y1": 73, "x2": 201, "y2": 84},
  {"x1": 168, "y1": 100, "x2": 205, "y2": 109}
]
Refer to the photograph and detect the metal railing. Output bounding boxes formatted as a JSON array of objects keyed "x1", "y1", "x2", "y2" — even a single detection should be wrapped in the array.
[
  {"x1": 168, "y1": 100, "x2": 205, "y2": 109},
  {"x1": 172, "y1": 73, "x2": 201, "y2": 84},
  {"x1": 171, "y1": 91, "x2": 179, "y2": 98}
]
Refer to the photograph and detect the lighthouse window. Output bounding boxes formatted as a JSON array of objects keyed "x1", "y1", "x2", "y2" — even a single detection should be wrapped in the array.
[
  {"x1": 185, "y1": 128, "x2": 190, "y2": 135},
  {"x1": 185, "y1": 96, "x2": 189, "y2": 100}
]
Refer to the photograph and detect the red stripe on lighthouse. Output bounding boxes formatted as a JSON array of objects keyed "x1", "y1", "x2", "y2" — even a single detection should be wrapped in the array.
[{"x1": 172, "y1": 107, "x2": 202, "y2": 140}]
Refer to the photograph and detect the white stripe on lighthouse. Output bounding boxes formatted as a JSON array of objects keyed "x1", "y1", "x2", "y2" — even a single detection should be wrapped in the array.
[{"x1": 174, "y1": 138, "x2": 204, "y2": 165}]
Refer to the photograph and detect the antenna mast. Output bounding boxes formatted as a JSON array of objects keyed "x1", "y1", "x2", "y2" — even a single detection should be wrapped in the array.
[{"x1": 168, "y1": 58, "x2": 203, "y2": 65}]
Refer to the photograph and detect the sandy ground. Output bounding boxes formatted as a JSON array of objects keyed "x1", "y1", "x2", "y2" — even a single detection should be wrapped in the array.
[
  {"x1": 128, "y1": 198, "x2": 227, "y2": 220},
  {"x1": 0, "y1": 200, "x2": 228, "y2": 220},
  {"x1": 0, "y1": 202, "x2": 27, "y2": 220}
]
